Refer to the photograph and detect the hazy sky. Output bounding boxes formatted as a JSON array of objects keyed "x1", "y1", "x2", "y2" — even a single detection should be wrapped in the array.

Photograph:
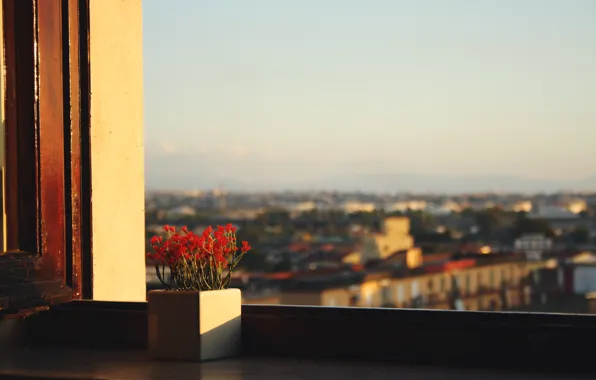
[{"x1": 143, "y1": 0, "x2": 596, "y2": 191}]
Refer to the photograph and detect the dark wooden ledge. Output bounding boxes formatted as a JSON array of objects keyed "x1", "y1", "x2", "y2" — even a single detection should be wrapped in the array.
[
  {"x1": 0, "y1": 348, "x2": 591, "y2": 380},
  {"x1": 20, "y1": 300, "x2": 596, "y2": 375}
]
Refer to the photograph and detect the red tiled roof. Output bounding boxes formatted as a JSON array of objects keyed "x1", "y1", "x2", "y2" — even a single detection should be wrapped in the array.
[
  {"x1": 424, "y1": 259, "x2": 476, "y2": 273},
  {"x1": 288, "y1": 243, "x2": 310, "y2": 252},
  {"x1": 423, "y1": 252, "x2": 453, "y2": 264}
]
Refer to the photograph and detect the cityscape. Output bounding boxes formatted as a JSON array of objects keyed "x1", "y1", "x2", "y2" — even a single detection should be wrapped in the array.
[
  {"x1": 142, "y1": 0, "x2": 596, "y2": 320},
  {"x1": 146, "y1": 189, "x2": 596, "y2": 313}
]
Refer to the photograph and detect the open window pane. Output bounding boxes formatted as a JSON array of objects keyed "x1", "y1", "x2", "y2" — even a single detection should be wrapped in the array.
[
  {"x1": 1, "y1": 0, "x2": 38, "y2": 254},
  {"x1": 0, "y1": 0, "x2": 78, "y2": 314}
]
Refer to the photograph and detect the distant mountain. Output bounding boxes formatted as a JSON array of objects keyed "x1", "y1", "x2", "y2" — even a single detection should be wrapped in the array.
[
  {"x1": 145, "y1": 153, "x2": 596, "y2": 194},
  {"x1": 308, "y1": 173, "x2": 596, "y2": 194}
]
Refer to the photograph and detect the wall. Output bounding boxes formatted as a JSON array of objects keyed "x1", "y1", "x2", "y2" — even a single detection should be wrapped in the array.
[
  {"x1": 406, "y1": 247, "x2": 423, "y2": 268},
  {"x1": 360, "y1": 217, "x2": 415, "y2": 262},
  {"x1": 383, "y1": 217, "x2": 410, "y2": 236},
  {"x1": 88, "y1": 0, "x2": 145, "y2": 301},
  {"x1": 573, "y1": 266, "x2": 596, "y2": 294},
  {"x1": 341, "y1": 251, "x2": 361, "y2": 265}
]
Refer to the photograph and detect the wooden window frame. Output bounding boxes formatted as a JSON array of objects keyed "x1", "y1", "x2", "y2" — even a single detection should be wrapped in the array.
[{"x1": 0, "y1": 0, "x2": 91, "y2": 316}]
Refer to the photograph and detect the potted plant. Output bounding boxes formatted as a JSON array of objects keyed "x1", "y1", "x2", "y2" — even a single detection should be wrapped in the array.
[{"x1": 146, "y1": 224, "x2": 251, "y2": 361}]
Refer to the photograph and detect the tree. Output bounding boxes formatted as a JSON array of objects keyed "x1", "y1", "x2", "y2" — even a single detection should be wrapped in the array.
[
  {"x1": 237, "y1": 225, "x2": 264, "y2": 244},
  {"x1": 512, "y1": 217, "x2": 554, "y2": 238},
  {"x1": 348, "y1": 211, "x2": 380, "y2": 228},
  {"x1": 236, "y1": 249, "x2": 271, "y2": 272},
  {"x1": 474, "y1": 208, "x2": 504, "y2": 238},
  {"x1": 257, "y1": 208, "x2": 291, "y2": 227},
  {"x1": 145, "y1": 209, "x2": 161, "y2": 225},
  {"x1": 569, "y1": 226, "x2": 590, "y2": 244},
  {"x1": 407, "y1": 210, "x2": 434, "y2": 236},
  {"x1": 273, "y1": 257, "x2": 293, "y2": 272}
]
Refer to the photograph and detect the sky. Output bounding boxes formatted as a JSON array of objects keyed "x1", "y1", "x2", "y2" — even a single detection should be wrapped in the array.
[{"x1": 143, "y1": 0, "x2": 596, "y2": 192}]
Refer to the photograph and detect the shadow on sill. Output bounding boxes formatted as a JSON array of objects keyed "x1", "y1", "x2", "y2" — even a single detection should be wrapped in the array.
[{"x1": 0, "y1": 347, "x2": 592, "y2": 380}]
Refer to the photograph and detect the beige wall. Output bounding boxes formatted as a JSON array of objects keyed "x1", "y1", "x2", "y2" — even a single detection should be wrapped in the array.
[
  {"x1": 342, "y1": 251, "x2": 361, "y2": 265},
  {"x1": 360, "y1": 218, "x2": 415, "y2": 262},
  {"x1": 373, "y1": 235, "x2": 414, "y2": 258},
  {"x1": 383, "y1": 217, "x2": 410, "y2": 236},
  {"x1": 406, "y1": 247, "x2": 423, "y2": 268},
  {"x1": 89, "y1": 0, "x2": 146, "y2": 301}
]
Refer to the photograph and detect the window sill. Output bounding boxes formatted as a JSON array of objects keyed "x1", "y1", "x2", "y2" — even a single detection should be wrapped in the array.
[
  {"x1": 0, "y1": 347, "x2": 588, "y2": 380},
  {"x1": 17, "y1": 301, "x2": 596, "y2": 375}
]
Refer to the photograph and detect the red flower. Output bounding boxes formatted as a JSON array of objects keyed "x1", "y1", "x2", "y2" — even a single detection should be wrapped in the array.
[{"x1": 150, "y1": 224, "x2": 251, "y2": 291}]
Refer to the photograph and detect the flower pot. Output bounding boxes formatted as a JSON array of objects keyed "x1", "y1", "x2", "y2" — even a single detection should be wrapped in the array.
[{"x1": 148, "y1": 288, "x2": 241, "y2": 361}]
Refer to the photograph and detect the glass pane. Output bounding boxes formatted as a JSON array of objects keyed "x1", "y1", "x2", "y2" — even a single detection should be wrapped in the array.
[{"x1": 144, "y1": 1, "x2": 596, "y2": 314}]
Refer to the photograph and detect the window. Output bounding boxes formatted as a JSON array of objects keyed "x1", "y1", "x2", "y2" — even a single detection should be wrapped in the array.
[
  {"x1": 411, "y1": 281, "x2": 420, "y2": 299},
  {"x1": 501, "y1": 268, "x2": 508, "y2": 284},
  {"x1": 138, "y1": 0, "x2": 596, "y2": 321},
  {"x1": 381, "y1": 285, "x2": 391, "y2": 304},
  {"x1": 396, "y1": 284, "x2": 405, "y2": 305},
  {"x1": 465, "y1": 275, "x2": 471, "y2": 295},
  {"x1": 1, "y1": 0, "x2": 87, "y2": 313},
  {"x1": 364, "y1": 290, "x2": 374, "y2": 307}
]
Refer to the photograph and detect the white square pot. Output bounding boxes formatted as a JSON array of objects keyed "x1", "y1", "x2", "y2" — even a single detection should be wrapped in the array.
[{"x1": 148, "y1": 288, "x2": 241, "y2": 361}]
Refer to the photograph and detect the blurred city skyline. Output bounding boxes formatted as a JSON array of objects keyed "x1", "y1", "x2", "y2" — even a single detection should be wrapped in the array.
[{"x1": 143, "y1": 0, "x2": 596, "y2": 192}]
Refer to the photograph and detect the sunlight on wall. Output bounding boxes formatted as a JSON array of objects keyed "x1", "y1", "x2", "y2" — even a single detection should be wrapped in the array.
[{"x1": 89, "y1": 0, "x2": 145, "y2": 301}]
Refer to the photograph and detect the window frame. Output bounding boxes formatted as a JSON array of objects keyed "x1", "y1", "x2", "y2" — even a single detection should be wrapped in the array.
[{"x1": 0, "y1": 0, "x2": 90, "y2": 315}]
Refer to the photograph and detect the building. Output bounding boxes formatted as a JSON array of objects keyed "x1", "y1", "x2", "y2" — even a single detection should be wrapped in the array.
[
  {"x1": 386, "y1": 200, "x2": 427, "y2": 212},
  {"x1": 511, "y1": 201, "x2": 533, "y2": 213},
  {"x1": 528, "y1": 205, "x2": 578, "y2": 220},
  {"x1": 565, "y1": 199, "x2": 588, "y2": 214},
  {"x1": 341, "y1": 201, "x2": 376, "y2": 213},
  {"x1": 358, "y1": 217, "x2": 421, "y2": 267},
  {"x1": 280, "y1": 259, "x2": 543, "y2": 311},
  {"x1": 559, "y1": 252, "x2": 596, "y2": 295},
  {"x1": 514, "y1": 234, "x2": 553, "y2": 261}
]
